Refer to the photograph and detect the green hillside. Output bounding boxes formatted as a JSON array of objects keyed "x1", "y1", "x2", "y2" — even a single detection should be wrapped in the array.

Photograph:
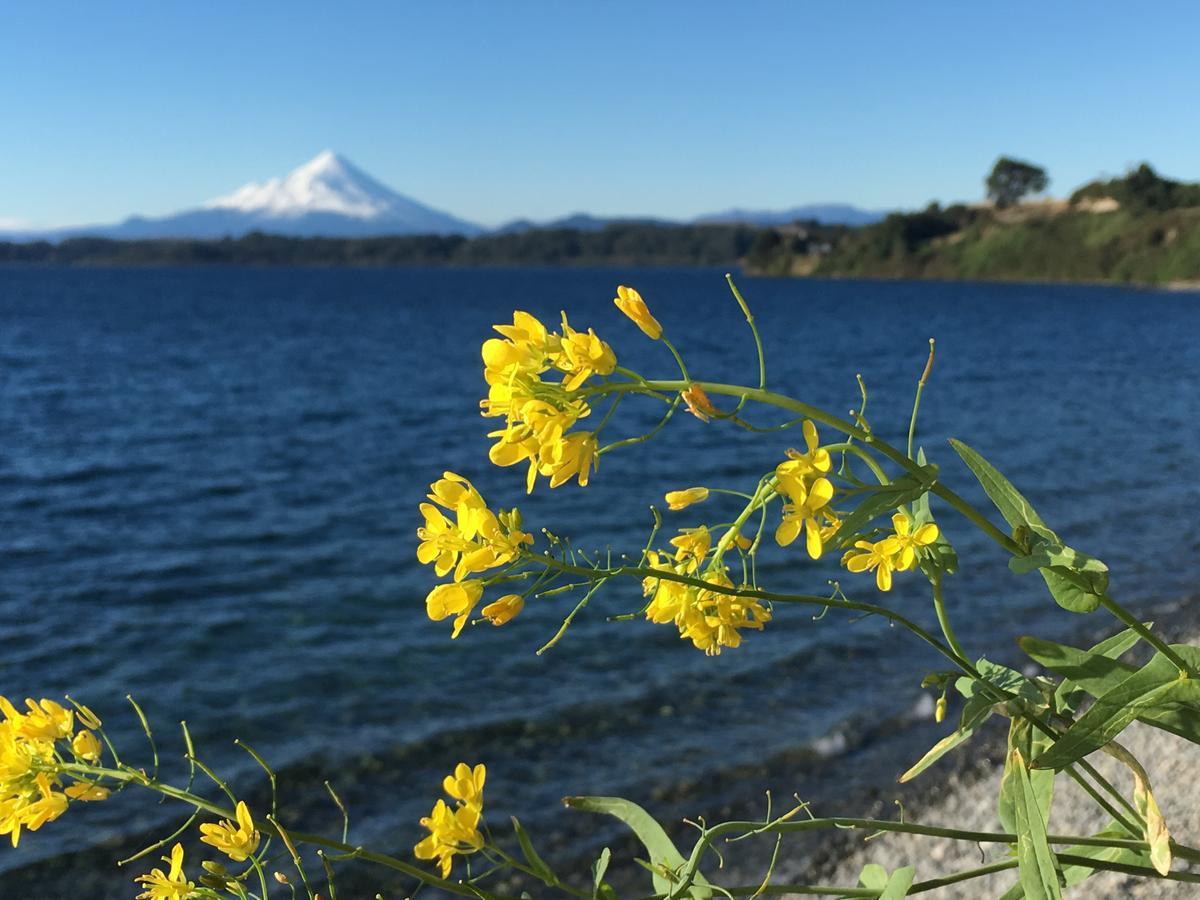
[{"x1": 750, "y1": 163, "x2": 1200, "y2": 286}]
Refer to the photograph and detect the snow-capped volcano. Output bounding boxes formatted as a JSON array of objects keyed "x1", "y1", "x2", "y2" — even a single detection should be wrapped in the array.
[
  {"x1": 204, "y1": 150, "x2": 463, "y2": 225},
  {"x1": 57, "y1": 151, "x2": 482, "y2": 240}
]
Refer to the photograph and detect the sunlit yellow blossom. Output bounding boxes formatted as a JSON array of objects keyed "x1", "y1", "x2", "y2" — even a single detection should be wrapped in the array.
[
  {"x1": 557, "y1": 313, "x2": 616, "y2": 390},
  {"x1": 64, "y1": 781, "x2": 109, "y2": 802},
  {"x1": 481, "y1": 594, "x2": 524, "y2": 626},
  {"x1": 199, "y1": 800, "x2": 260, "y2": 862},
  {"x1": 442, "y1": 762, "x2": 486, "y2": 809},
  {"x1": 642, "y1": 556, "x2": 770, "y2": 655},
  {"x1": 0, "y1": 697, "x2": 74, "y2": 742},
  {"x1": 417, "y1": 472, "x2": 532, "y2": 581},
  {"x1": 669, "y1": 526, "x2": 711, "y2": 567},
  {"x1": 890, "y1": 513, "x2": 939, "y2": 571},
  {"x1": 613, "y1": 285, "x2": 662, "y2": 340},
  {"x1": 482, "y1": 311, "x2": 558, "y2": 386},
  {"x1": 842, "y1": 537, "x2": 903, "y2": 592},
  {"x1": 775, "y1": 477, "x2": 837, "y2": 559},
  {"x1": 680, "y1": 384, "x2": 716, "y2": 422},
  {"x1": 543, "y1": 432, "x2": 598, "y2": 488},
  {"x1": 480, "y1": 312, "x2": 612, "y2": 491},
  {"x1": 426, "y1": 580, "x2": 485, "y2": 638},
  {"x1": 665, "y1": 487, "x2": 709, "y2": 511},
  {"x1": 71, "y1": 729, "x2": 101, "y2": 763},
  {"x1": 780, "y1": 421, "x2": 832, "y2": 476},
  {"x1": 135, "y1": 843, "x2": 195, "y2": 900},
  {"x1": 415, "y1": 764, "x2": 486, "y2": 878}
]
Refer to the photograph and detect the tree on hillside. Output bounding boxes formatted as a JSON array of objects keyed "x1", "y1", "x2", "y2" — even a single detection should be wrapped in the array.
[{"x1": 986, "y1": 156, "x2": 1049, "y2": 207}]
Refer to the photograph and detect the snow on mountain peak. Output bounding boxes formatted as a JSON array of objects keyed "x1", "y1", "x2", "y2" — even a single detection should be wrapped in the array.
[{"x1": 204, "y1": 151, "x2": 398, "y2": 219}]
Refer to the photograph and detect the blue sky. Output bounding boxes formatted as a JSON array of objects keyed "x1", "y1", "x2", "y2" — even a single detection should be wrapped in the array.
[{"x1": 4, "y1": 1, "x2": 1200, "y2": 228}]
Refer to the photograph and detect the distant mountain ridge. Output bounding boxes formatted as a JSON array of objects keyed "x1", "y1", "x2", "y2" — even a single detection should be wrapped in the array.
[
  {"x1": 16, "y1": 152, "x2": 485, "y2": 241},
  {"x1": 695, "y1": 204, "x2": 886, "y2": 227},
  {"x1": 0, "y1": 152, "x2": 886, "y2": 241}
]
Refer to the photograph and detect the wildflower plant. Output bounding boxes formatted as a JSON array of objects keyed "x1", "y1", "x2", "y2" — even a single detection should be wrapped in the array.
[{"x1": 10, "y1": 277, "x2": 1200, "y2": 898}]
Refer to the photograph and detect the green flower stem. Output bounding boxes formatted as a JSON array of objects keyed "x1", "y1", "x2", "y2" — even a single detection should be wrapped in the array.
[
  {"x1": 906, "y1": 339, "x2": 935, "y2": 460},
  {"x1": 930, "y1": 575, "x2": 969, "y2": 666},
  {"x1": 907, "y1": 858, "x2": 1018, "y2": 894},
  {"x1": 1099, "y1": 592, "x2": 1194, "y2": 676},
  {"x1": 525, "y1": 554, "x2": 976, "y2": 677},
  {"x1": 822, "y1": 442, "x2": 889, "y2": 486},
  {"x1": 58, "y1": 764, "x2": 523, "y2": 900},
  {"x1": 725, "y1": 274, "x2": 766, "y2": 390},
  {"x1": 713, "y1": 477, "x2": 776, "y2": 563},
  {"x1": 615, "y1": 379, "x2": 1019, "y2": 554}
]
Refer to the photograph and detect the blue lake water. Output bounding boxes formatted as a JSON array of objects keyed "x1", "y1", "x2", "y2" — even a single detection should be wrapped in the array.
[{"x1": 2, "y1": 266, "x2": 1199, "y2": 894}]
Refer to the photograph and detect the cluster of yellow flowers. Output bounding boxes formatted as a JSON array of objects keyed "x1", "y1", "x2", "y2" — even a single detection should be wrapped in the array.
[
  {"x1": 642, "y1": 527, "x2": 771, "y2": 655},
  {"x1": 135, "y1": 799, "x2": 260, "y2": 899},
  {"x1": 480, "y1": 311, "x2": 616, "y2": 492},
  {"x1": 773, "y1": 421, "x2": 841, "y2": 559},
  {"x1": 843, "y1": 512, "x2": 940, "y2": 591},
  {"x1": 418, "y1": 472, "x2": 533, "y2": 637},
  {"x1": 414, "y1": 763, "x2": 486, "y2": 878},
  {"x1": 0, "y1": 697, "x2": 108, "y2": 848}
]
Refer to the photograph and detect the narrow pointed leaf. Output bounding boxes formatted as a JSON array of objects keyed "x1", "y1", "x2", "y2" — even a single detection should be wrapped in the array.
[
  {"x1": 564, "y1": 796, "x2": 712, "y2": 898},
  {"x1": 511, "y1": 816, "x2": 555, "y2": 884},
  {"x1": 1034, "y1": 647, "x2": 1200, "y2": 769},
  {"x1": 948, "y1": 439, "x2": 1046, "y2": 529},
  {"x1": 899, "y1": 693, "x2": 993, "y2": 782},
  {"x1": 1011, "y1": 749, "x2": 1062, "y2": 900}
]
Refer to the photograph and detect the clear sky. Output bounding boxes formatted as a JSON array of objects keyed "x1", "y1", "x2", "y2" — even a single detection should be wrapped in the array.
[{"x1": 4, "y1": 0, "x2": 1200, "y2": 228}]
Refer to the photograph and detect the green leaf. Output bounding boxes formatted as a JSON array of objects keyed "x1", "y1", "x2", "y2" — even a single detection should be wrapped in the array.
[
  {"x1": 1104, "y1": 743, "x2": 1172, "y2": 875},
  {"x1": 1019, "y1": 635, "x2": 1138, "y2": 701},
  {"x1": 591, "y1": 847, "x2": 613, "y2": 900},
  {"x1": 1011, "y1": 749, "x2": 1063, "y2": 900},
  {"x1": 511, "y1": 816, "x2": 556, "y2": 885},
  {"x1": 1024, "y1": 634, "x2": 1200, "y2": 744},
  {"x1": 997, "y1": 823, "x2": 1149, "y2": 898},
  {"x1": 849, "y1": 863, "x2": 915, "y2": 899},
  {"x1": 948, "y1": 439, "x2": 1046, "y2": 530},
  {"x1": 564, "y1": 796, "x2": 712, "y2": 899},
  {"x1": 1038, "y1": 567, "x2": 1103, "y2": 614},
  {"x1": 1033, "y1": 646, "x2": 1200, "y2": 770},
  {"x1": 899, "y1": 693, "x2": 993, "y2": 782},
  {"x1": 833, "y1": 464, "x2": 939, "y2": 546},
  {"x1": 998, "y1": 719, "x2": 1054, "y2": 835},
  {"x1": 956, "y1": 656, "x2": 1044, "y2": 707},
  {"x1": 949, "y1": 440, "x2": 1106, "y2": 613}
]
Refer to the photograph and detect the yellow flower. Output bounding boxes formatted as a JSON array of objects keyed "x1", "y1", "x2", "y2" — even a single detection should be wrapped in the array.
[
  {"x1": 669, "y1": 526, "x2": 711, "y2": 567},
  {"x1": 542, "y1": 432, "x2": 598, "y2": 488},
  {"x1": 775, "y1": 476, "x2": 836, "y2": 559},
  {"x1": 481, "y1": 594, "x2": 524, "y2": 626},
  {"x1": 135, "y1": 843, "x2": 195, "y2": 900},
  {"x1": 0, "y1": 697, "x2": 74, "y2": 742},
  {"x1": 664, "y1": 487, "x2": 709, "y2": 511},
  {"x1": 642, "y1": 554, "x2": 770, "y2": 655},
  {"x1": 199, "y1": 800, "x2": 260, "y2": 862},
  {"x1": 842, "y1": 537, "x2": 903, "y2": 592},
  {"x1": 426, "y1": 580, "x2": 485, "y2": 638},
  {"x1": 442, "y1": 762, "x2": 486, "y2": 809},
  {"x1": 417, "y1": 472, "x2": 532, "y2": 580},
  {"x1": 479, "y1": 311, "x2": 614, "y2": 491},
  {"x1": 613, "y1": 285, "x2": 662, "y2": 339},
  {"x1": 71, "y1": 729, "x2": 102, "y2": 763},
  {"x1": 890, "y1": 512, "x2": 939, "y2": 571},
  {"x1": 680, "y1": 384, "x2": 716, "y2": 422},
  {"x1": 64, "y1": 781, "x2": 109, "y2": 802},
  {"x1": 415, "y1": 764, "x2": 486, "y2": 878},
  {"x1": 557, "y1": 313, "x2": 616, "y2": 390}
]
